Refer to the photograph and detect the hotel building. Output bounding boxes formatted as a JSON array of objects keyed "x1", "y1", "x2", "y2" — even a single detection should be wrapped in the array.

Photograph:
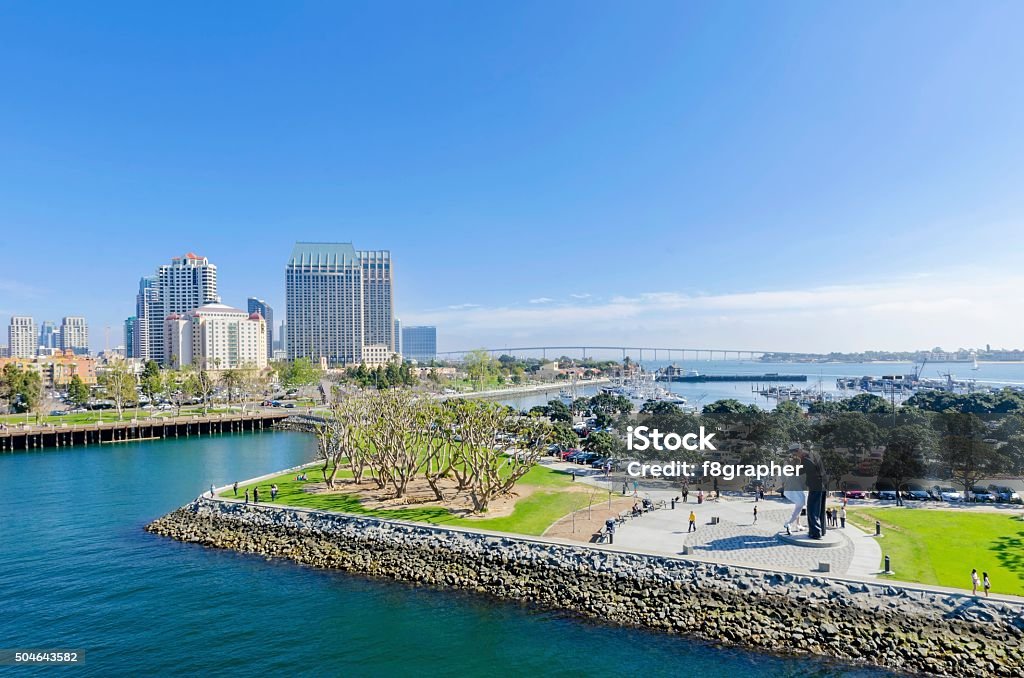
[
  {"x1": 285, "y1": 242, "x2": 394, "y2": 366},
  {"x1": 136, "y1": 254, "x2": 219, "y2": 365},
  {"x1": 163, "y1": 303, "x2": 267, "y2": 371},
  {"x1": 246, "y1": 297, "x2": 274, "y2": 362}
]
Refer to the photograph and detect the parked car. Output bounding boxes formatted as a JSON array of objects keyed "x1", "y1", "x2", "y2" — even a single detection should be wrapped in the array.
[
  {"x1": 903, "y1": 489, "x2": 933, "y2": 501},
  {"x1": 284, "y1": 403, "x2": 296, "y2": 409},
  {"x1": 560, "y1": 448, "x2": 579, "y2": 460},
  {"x1": 843, "y1": 489, "x2": 866, "y2": 500},
  {"x1": 564, "y1": 450, "x2": 586, "y2": 462},
  {"x1": 937, "y1": 487, "x2": 964, "y2": 502},
  {"x1": 575, "y1": 452, "x2": 599, "y2": 465},
  {"x1": 876, "y1": 490, "x2": 898, "y2": 501},
  {"x1": 992, "y1": 486, "x2": 1023, "y2": 504},
  {"x1": 969, "y1": 487, "x2": 996, "y2": 502}
]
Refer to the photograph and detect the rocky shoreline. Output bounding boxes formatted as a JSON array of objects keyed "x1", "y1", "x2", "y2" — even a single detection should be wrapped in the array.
[{"x1": 147, "y1": 499, "x2": 1024, "y2": 677}]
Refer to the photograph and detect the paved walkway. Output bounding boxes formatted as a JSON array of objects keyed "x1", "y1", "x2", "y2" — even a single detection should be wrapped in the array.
[{"x1": 551, "y1": 462, "x2": 882, "y2": 577}]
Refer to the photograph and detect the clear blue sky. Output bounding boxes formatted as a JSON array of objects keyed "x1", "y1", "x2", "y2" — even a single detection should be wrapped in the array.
[{"x1": 2, "y1": 2, "x2": 1023, "y2": 352}]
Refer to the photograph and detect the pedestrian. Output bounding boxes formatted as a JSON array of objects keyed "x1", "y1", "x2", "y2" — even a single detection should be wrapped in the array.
[
  {"x1": 697, "y1": 489, "x2": 704, "y2": 505},
  {"x1": 271, "y1": 484, "x2": 278, "y2": 501},
  {"x1": 233, "y1": 481, "x2": 238, "y2": 497},
  {"x1": 839, "y1": 506, "x2": 846, "y2": 528},
  {"x1": 688, "y1": 510, "x2": 697, "y2": 533},
  {"x1": 209, "y1": 484, "x2": 215, "y2": 498},
  {"x1": 971, "y1": 568, "x2": 979, "y2": 595},
  {"x1": 759, "y1": 488, "x2": 765, "y2": 501},
  {"x1": 682, "y1": 489, "x2": 689, "y2": 503},
  {"x1": 753, "y1": 505, "x2": 758, "y2": 524},
  {"x1": 622, "y1": 481, "x2": 628, "y2": 496},
  {"x1": 983, "y1": 572, "x2": 991, "y2": 597},
  {"x1": 244, "y1": 488, "x2": 250, "y2": 504},
  {"x1": 755, "y1": 487, "x2": 759, "y2": 502},
  {"x1": 253, "y1": 487, "x2": 260, "y2": 505}
]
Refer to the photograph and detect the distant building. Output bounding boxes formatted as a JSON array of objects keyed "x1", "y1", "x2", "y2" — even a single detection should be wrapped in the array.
[
  {"x1": 246, "y1": 297, "x2": 274, "y2": 361},
  {"x1": 0, "y1": 350, "x2": 97, "y2": 388},
  {"x1": 124, "y1": 316, "x2": 136, "y2": 358},
  {"x1": 394, "y1": 318, "x2": 402, "y2": 355},
  {"x1": 401, "y1": 326, "x2": 436, "y2": 363},
  {"x1": 8, "y1": 316, "x2": 37, "y2": 358},
  {"x1": 38, "y1": 320, "x2": 59, "y2": 351},
  {"x1": 163, "y1": 303, "x2": 267, "y2": 371},
  {"x1": 60, "y1": 316, "x2": 89, "y2": 355},
  {"x1": 278, "y1": 321, "x2": 287, "y2": 354},
  {"x1": 362, "y1": 344, "x2": 399, "y2": 368},
  {"x1": 136, "y1": 254, "x2": 219, "y2": 365},
  {"x1": 285, "y1": 242, "x2": 394, "y2": 366}
]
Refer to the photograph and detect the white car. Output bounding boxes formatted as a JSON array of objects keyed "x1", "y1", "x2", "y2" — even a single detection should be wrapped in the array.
[{"x1": 938, "y1": 488, "x2": 963, "y2": 502}]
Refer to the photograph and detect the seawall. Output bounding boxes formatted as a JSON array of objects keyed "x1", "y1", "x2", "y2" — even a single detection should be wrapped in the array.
[{"x1": 146, "y1": 499, "x2": 1024, "y2": 677}]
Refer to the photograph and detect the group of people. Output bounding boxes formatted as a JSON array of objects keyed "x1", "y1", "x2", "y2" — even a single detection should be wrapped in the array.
[
  {"x1": 826, "y1": 505, "x2": 847, "y2": 529},
  {"x1": 631, "y1": 497, "x2": 654, "y2": 517},
  {"x1": 222, "y1": 480, "x2": 279, "y2": 505},
  {"x1": 971, "y1": 569, "x2": 992, "y2": 597}
]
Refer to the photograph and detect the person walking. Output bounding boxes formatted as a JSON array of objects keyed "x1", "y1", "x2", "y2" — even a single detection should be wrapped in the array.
[
  {"x1": 233, "y1": 481, "x2": 238, "y2": 497},
  {"x1": 971, "y1": 568, "x2": 980, "y2": 595},
  {"x1": 209, "y1": 484, "x2": 215, "y2": 498},
  {"x1": 753, "y1": 505, "x2": 758, "y2": 524},
  {"x1": 983, "y1": 572, "x2": 991, "y2": 597},
  {"x1": 270, "y1": 484, "x2": 278, "y2": 501},
  {"x1": 688, "y1": 510, "x2": 697, "y2": 533},
  {"x1": 253, "y1": 487, "x2": 260, "y2": 505},
  {"x1": 682, "y1": 489, "x2": 689, "y2": 503},
  {"x1": 839, "y1": 506, "x2": 846, "y2": 528},
  {"x1": 244, "y1": 488, "x2": 250, "y2": 504}
]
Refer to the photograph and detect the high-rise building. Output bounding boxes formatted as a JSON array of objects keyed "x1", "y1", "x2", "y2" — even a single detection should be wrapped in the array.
[
  {"x1": 133, "y1": 276, "x2": 159, "y2": 360},
  {"x1": 394, "y1": 318, "x2": 402, "y2": 355},
  {"x1": 60, "y1": 316, "x2": 89, "y2": 355},
  {"x1": 285, "y1": 242, "x2": 394, "y2": 366},
  {"x1": 402, "y1": 326, "x2": 437, "y2": 363},
  {"x1": 38, "y1": 321, "x2": 59, "y2": 350},
  {"x1": 135, "y1": 254, "x2": 219, "y2": 365},
  {"x1": 246, "y1": 297, "x2": 274, "y2": 361},
  {"x1": 163, "y1": 303, "x2": 267, "y2": 371},
  {"x1": 278, "y1": 321, "x2": 287, "y2": 353},
  {"x1": 124, "y1": 316, "x2": 136, "y2": 358},
  {"x1": 8, "y1": 316, "x2": 37, "y2": 358}
]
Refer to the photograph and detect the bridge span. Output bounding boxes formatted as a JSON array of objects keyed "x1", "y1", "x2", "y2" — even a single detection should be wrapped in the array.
[{"x1": 435, "y1": 346, "x2": 773, "y2": 362}]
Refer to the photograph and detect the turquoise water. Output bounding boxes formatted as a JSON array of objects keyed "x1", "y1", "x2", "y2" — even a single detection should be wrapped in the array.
[
  {"x1": 0, "y1": 432, "x2": 890, "y2": 676},
  {"x1": 499, "y1": 360, "x2": 1024, "y2": 410}
]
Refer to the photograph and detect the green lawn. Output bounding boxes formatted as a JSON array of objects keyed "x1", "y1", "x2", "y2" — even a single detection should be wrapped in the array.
[
  {"x1": 847, "y1": 507, "x2": 1024, "y2": 596},
  {"x1": 220, "y1": 463, "x2": 592, "y2": 536},
  {"x1": 1, "y1": 406, "x2": 244, "y2": 426}
]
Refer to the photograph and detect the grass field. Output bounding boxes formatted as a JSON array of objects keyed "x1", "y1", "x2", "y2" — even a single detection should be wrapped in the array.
[
  {"x1": 219, "y1": 463, "x2": 594, "y2": 536},
  {"x1": 0, "y1": 406, "x2": 246, "y2": 426},
  {"x1": 847, "y1": 507, "x2": 1024, "y2": 596}
]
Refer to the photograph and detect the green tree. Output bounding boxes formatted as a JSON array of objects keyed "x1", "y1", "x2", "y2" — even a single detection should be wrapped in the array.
[
  {"x1": 67, "y1": 374, "x2": 91, "y2": 408},
  {"x1": 938, "y1": 412, "x2": 1007, "y2": 498},
  {"x1": 879, "y1": 424, "x2": 932, "y2": 494},
  {"x1": 812, "y1": 412, "x2": 881, "y2": 489},
  {"x1": 101, "y1": 361, "x2": 137, "y2": 420},
  {"x1": 583, "y1": 430, "x2": 626, "y2": 457},
  {"x1": 544, "y1": 399, "x2": 572, "y2": 423}
]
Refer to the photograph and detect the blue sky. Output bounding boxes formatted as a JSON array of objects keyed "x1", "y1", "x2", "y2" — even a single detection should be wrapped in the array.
[{"x1": 2, "y1": 2, "x2": 1023, "y2": 353}]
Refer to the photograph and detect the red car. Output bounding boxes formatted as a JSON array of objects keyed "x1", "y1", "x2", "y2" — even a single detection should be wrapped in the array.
[
  {"x1": 844, "y1": 489, "x2": 866, "y2": 500},
  {"x1": 560, "y1": 448, "x2": 580, "y2": 460}
]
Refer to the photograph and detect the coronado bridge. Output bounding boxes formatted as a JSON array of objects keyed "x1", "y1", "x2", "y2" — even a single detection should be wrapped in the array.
[{"x1": 434, "y1": 346, "x2": 773, "y2": 362}]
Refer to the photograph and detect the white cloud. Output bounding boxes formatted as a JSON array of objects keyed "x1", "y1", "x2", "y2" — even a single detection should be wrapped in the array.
[
  {"x1": 569, "y1": 293, "x2": 592, "y2": 299},
  {"x1": 446, "y1": 303, "x2": 480, "y2": 310},
  {"x1": 403, "y1": 271, "x2": 1024, "y2": 353},
  {"x1": 528, "y1": 297, "x2": 554, "y2": 304}
]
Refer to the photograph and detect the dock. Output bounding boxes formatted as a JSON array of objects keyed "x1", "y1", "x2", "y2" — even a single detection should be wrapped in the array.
[{"x1": 0, "y1": 411, "x2": 292, "y2": 452}]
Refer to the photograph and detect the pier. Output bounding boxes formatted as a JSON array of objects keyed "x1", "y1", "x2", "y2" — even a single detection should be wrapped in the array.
[{"x1": 0, "y1": 411, "x2": 291, "y2": 452}]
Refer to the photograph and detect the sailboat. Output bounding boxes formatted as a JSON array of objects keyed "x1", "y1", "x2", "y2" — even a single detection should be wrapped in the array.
[{"x1": 971, "y1": 356, "x2": 980, "y2": 371}]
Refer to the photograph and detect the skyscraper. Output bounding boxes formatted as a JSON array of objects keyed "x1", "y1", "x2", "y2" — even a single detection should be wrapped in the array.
[
  {"x1": 8, "y1": 316, "x2": 37, "y2": 358},
  {"x1": 135, "y1": 254, "x2": 219, "y2": 365},
  {"x1": 38, "y1": 321, "x2": 58, "y2": 350},
  {"x1": 401, "y1": 326, "x2": 437, "y2": 363},
  {"x1": 246, "y1": 297, "x2": 274, "y2": 361},
  {"x1": 60, "y1": 316, "x2": 89, "y2": 355},
  {"x1": 394, "y1": 318, "x2": 402, "y2": 355},
  {"x1": 124, "y1": 316, "x2": 136, "y2": 358},
  {"x1": 285, "y1": 242, "x2": 394, "y2": 366},
  {"x1": 164, "y1": 303, "x2": 267, "y2": 371}
]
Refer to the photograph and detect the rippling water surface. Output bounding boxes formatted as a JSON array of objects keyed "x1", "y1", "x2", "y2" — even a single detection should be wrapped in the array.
[{"x1": 0, "y1": 431, "x2": 893, "y2": 676}]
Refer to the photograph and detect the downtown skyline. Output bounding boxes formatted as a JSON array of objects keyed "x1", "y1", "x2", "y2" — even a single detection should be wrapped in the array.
[{"x1": 2, "y1": 3, "x2": 1024, "y2": 353}]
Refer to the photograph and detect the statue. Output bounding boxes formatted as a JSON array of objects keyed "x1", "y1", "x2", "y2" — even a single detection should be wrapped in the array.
[{"x1": 783, "y1": 442, "x2": 808, "y2": 535}]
